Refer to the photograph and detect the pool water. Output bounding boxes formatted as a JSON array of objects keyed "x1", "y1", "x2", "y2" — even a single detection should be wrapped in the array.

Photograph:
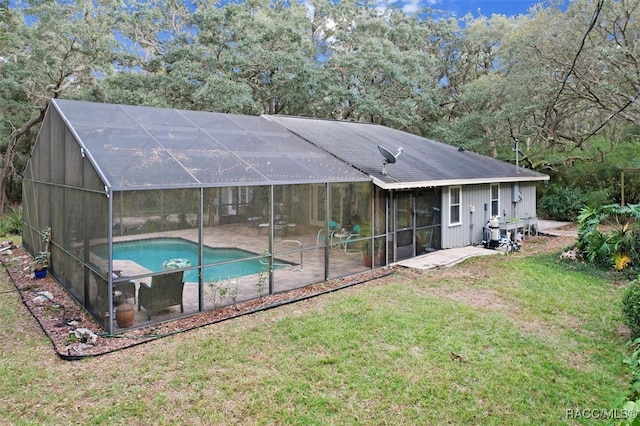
[{"x1": 96, "y1": 238, "x2": 276, "y2": 282}]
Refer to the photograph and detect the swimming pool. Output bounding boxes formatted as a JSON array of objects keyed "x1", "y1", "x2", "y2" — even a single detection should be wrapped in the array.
[{"x1": 94, "y1": 238, "x2": 281, "y2": 282}]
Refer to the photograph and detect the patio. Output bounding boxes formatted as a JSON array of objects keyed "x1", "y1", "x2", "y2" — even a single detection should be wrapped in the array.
[{"x1": 109, "y1": 221, "x2": 373, "y2": 330}]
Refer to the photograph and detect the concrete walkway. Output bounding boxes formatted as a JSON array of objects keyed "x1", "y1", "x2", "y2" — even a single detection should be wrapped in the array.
[
  {"x1": 536, "y1": 219, "x2": 577, "y2": 237},
  {"x1": 394, "y1": 220, "x2": 577, "y2": 270},
  {"x1": 394, "y1": 245, "x2": 503, "y2": 270}
]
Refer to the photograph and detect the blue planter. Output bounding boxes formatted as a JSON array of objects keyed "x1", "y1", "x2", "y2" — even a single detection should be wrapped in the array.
[{"x1": 34, "y1": 268, "x2": 47, "y2": 279}]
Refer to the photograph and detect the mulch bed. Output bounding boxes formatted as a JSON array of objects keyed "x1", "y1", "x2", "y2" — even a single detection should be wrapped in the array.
[{"x1": 1, "y1": 245, "x2": 396, "y2": 360}]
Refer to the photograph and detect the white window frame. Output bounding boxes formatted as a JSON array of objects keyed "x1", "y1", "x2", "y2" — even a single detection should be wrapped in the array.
[
  {"x1": 449, "y1": 186, "x2": 462, "y2": 226},
  {"x1": 490, "y1": 184, "x2": 500, "y2": 218}
]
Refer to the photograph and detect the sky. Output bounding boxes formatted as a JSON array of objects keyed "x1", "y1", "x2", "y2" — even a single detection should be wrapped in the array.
[
  {"x1": 8, "y1": 0, "x2": 568, "y2": 19},
  {"x1": 447, "y1": 0, "x2": 545, "y2": 16},
  {"x1": 395, "y1": 0, "x2": 566, "y2": 17}
]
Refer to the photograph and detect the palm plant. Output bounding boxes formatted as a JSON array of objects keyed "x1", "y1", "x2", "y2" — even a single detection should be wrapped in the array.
[{"x1": 577, "y1": 204, "x2": 640, "y2": 270}]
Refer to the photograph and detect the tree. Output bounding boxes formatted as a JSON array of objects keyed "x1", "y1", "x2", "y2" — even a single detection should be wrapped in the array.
[
  {"x1": 96, "y1": 0, "x2": 324, "y2": 115},
  {"x1": 3, "y1": 0, "x2": 640, "y2": 210},
  {"x1": 564, "y1": 0, "x2": 640, "y2": 126},
  {"x1": 432, "y1": 14, "x2": 513, "y2": 156},
  {"x1": 498, "y1": 0, "x2": 640, "y2": 170},
  {"x1": 192, "y1": 0, "x2": 321, "y2": 115},
  {"x1": 0, "y1": 0, "x2": 123, "y2": 210},
  {"x1": 95, "y1": 0, "x2": 213, "y2": 109},
  {"x1": 306, "y1": 0, "x2": 447, "y2": 132},
  {"x1": 431, "y1": 0, "x2": 640, "y2": 171}
]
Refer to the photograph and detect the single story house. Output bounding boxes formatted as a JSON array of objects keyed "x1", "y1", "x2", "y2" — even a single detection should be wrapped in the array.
[{"x1": 22, "y1": 99, "x2": 548, "y2": 332}]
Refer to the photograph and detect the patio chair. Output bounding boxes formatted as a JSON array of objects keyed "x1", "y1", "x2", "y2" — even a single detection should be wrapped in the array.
[
  {"x1": 113, "y1": 270, "x2": 136, "y2": 304},
  {"x1": 92, "y1": 273, "x2": 111, "y2": 320},
  {"x1": 338, "y1": 224, "x2": 361, "y2": 253},
  {"x1": 138, "y1": 271, "x2": 185, "y2": 320},
  {"x1": 93, "y1": 271, "x2": 135, "y2": 319},
  {"x1": 316, "y1": 220, "x2": 339, "y2": 245}
]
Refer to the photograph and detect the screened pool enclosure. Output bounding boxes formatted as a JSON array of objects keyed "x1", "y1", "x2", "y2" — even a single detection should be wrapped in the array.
[{"x1": 22, "y1": 100, "x2": 389, "y2": 333}]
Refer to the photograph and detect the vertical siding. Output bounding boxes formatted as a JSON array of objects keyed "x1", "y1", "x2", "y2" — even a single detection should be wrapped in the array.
[
  {"x1": 516, "y1": 183, "x2": 538, "y2": 219},
  {"x1": 441, "y1": 188, "x2": 453, "y2": 248},
  {"x1": 442, "y1": 184, "x2": 490, "y2": 248},
  {"x1": 499, "y1": 182, "x2": 537, "y2": 220},
  {"x1": 442, "y1": 185, "x2": 465, "y2": 249},
  {"x1": 499, "y1": 185, "x2": 513, "y2": 219},
  {"x1": 467, "y1": 184, "x2": 496, "y2": 246},
  {"x1": 441, "y1": 182, "x2": 538, "y2": 249}
]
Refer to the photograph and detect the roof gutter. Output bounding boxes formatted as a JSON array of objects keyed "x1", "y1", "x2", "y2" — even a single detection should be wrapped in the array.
[{"x1": 371, "y1": 174, "x2": 550, "y2": 190}]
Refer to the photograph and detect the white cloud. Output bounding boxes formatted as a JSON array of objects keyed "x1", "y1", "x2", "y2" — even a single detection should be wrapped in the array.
[
  {"x1": 303, "y1": 0, "x2": 443, "y2": 18},
  {"x1": 400, "y1": 0, "x2": 421, "y2": 14},
  {"x1": 378, "y1": 0, "x2": 442, "y2": 15}
]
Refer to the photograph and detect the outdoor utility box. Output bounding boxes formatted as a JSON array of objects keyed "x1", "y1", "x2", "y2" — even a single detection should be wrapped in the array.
[{"x1": 512, "y1": 183, "x2": 521, "y2": 203}]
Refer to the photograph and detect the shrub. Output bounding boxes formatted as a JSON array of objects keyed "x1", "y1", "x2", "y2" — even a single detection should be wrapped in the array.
[
  {"x1": 577, "y1": 204, "x2": 640, "y2": 271},
  {"x1": 610, "y1": 337, "x2": 640, "y2": 423},
  {"x1": 0, "y1": 205, "x2": 22, "y2": 236},
  {"x1": 623, "y1": 278, "x2": 640, "y2": 339},
  {"x1": 583, "y1": 189, "x2": 612, "y2": 210},
  {"x1": 538, "y1": 184, "x2": 585, "y2": 221},
  {"x1": 0, "y1": 221, "x2": 10, "y2": 238},
  {"x1": 4, "y1": 205, "x2": 22, "y2": 234}
]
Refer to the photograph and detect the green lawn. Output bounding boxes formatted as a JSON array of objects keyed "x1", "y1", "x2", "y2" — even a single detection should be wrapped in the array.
[{"x1": 0, "y1": 249, "x2": 631, "y2": 425}]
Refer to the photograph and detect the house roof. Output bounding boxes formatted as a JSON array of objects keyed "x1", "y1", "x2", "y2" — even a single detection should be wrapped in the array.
[
  {"x1": 50, "y1": 99, "x2": 548, "y2": 191},
  {"x1": 266, "y1": 116, "x2": 549, "y2": 190},
  {"x1": 51, "y1": 99, "x2": 369, "y2": 190}
]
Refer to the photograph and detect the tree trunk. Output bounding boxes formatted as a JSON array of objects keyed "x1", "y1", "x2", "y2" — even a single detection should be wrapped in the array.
[{"x1": 0, "y1": 106, "x2": 47, "y2": 212}]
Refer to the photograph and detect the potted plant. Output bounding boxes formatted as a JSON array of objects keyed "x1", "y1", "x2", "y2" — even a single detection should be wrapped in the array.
[{"x1": 31, "y1": 227, "x2": 51, "y2": 278}]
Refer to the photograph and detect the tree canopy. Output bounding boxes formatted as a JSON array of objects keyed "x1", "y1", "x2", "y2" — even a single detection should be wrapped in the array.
[{"x1": 1, "y1": 0, "x2": 639, "y2": 209}]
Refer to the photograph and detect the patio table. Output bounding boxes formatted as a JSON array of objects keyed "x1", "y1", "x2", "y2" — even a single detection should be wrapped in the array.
[{"x1": 499, "y1": 219, "x2": 525, "y2": 240}]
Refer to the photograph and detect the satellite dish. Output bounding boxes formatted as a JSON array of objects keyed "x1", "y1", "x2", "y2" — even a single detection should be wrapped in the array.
[
  {"x1": 377, "y1": 145, "x2": 403, "y2": 175},
  {"x1": 378, "y1": 145, "x2": 397, "y2": 163}
]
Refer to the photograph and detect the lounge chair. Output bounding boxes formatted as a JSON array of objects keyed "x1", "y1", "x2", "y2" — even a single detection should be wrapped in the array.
[{"x1": 138, "y1": 271, "x2": 185, "y2": 320}]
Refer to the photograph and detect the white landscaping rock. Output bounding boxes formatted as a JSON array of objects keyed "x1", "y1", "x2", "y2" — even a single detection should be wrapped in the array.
[
  {"x1": 72, "y1": 328, "x2": 98, "y2": 346},
  {"x1": 33, "y1": 291, "x2": 54, "y2": 304}
]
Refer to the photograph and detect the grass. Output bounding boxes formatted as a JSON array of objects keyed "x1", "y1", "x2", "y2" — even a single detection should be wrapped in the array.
[{"x1": 0, "y1": 246, "x2": 632, "y2": 425}]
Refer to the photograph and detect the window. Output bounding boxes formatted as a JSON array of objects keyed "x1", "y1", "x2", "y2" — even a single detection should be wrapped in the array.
[
  {"x1": 490, "y1": 184, "x2": 499, "y2": 218},
  {"x1": 449, "y1": 186, "x2": 461, "y2": 225}
]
